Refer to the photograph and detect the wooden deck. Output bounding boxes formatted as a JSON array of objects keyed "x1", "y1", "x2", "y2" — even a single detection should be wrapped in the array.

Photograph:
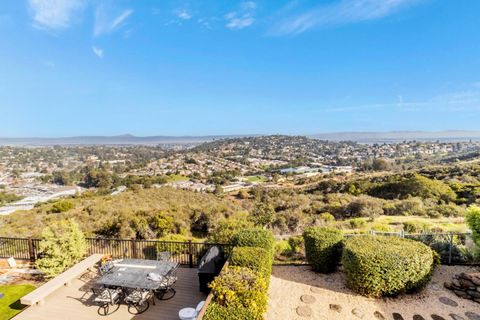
[{"x1": 13, "y1": 267, "x2": 206, "y2": 320}]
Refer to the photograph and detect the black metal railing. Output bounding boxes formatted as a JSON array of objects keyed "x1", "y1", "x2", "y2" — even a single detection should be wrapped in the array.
[{"x1": 0, "y1": 236, "x2": 232, "y2": 267}]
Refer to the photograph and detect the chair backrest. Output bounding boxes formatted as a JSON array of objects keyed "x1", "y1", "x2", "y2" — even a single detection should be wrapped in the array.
[
  {"x1": 99, "y1": 261, "x2": 114, "y2": 275},
  {"x1": 157, "y1": 251, "x2": 171, "y2": 262},
  {"x1": 92, "y1": 287, "x2": 117, "y2": 305},
  {"x1": 195, "y1": 301, "x2": 205, "y2": 313}
]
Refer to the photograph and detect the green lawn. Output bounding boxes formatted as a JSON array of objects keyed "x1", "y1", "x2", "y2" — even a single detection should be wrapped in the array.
[
  {"x1": 0, "y1": 284, "x2": 36, "y2": 320},
  {"x1": 244, "y1": 175, "x2": 268, "y2": 183}
]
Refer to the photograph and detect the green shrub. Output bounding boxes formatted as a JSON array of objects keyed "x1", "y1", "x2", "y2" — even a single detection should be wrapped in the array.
[
  {"x1": 203, "y1": 302, "x2": 258, "y2": 320},
  {"x1": 232, "y1": 228, "x2": 274, "y2": 253},
  {"x1": 342, "y1": 236, "x2": 436, "y2": 297},
  {"x1": 209, "y1": 266, "x2": 267, "y2": 317},
  {"x1": 466, "y1": 206, "x2": 480, "y2": 247},
  {"x1": 230, "y1": 247, "x2": 272, "y2": 281},
  {"x1": 319, "y1": 212, "x2": 335, "y2": 223},
  {"x1": 403, "y1": 220, "x2": 431, "y2": 233},
  {"x1": 288, "y1": 235, "x2": 304, "y2": 254},
  {"x1": 303, "y1": 227, "x2": 344, "y2": 273},
  {"x1": 274, "y1": 240, "x2": 291, "y2": 258},
  {"x1": 49, "y1": 200, "x2": 74, "y2": 213},
  {"x1": 348, "y1": 218, "x2": 366, "y2": 229}
]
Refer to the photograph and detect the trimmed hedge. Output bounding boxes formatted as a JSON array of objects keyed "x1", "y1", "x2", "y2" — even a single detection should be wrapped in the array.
[
  {"x1": 342, "y1": 235, "x2": 436, "y2": 297},
  {"x1": 203, "y1": 302, "x2": 258, "y2": 320},
  {"x1": 232, "y1": 228, "x2": 275, "y2": 253},
  {"x1": 303, "y1": 227, "x2": 344, "y2": 273},
  {"x1": 208, "y1": 266, "x2": 267, "y2": 318},
  {"x1": 230, "y1": 246, "x2": 272, "y2": 281}
]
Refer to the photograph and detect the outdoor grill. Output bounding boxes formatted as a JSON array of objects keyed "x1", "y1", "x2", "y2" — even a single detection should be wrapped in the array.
[{"x1": 197, "y1": 246, "x2": 225, "y2": 294}]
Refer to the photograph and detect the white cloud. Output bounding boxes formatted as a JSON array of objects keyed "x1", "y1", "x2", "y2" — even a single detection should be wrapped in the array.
[
  {"x1": 28, "y1": 0, "x2": 85, "y2": 30},
  {"x1": 225, "y1": 1, "x2": 256, "y2": 30},
  {"x1": 176, "y1": 9, "x2": 192, "y2": 20},
  {"x1": 271, "y1": 0, "x2": 423, "y2": 36},
  {"x1": 94, "y1": 6, "x2": 133, "y2": 37},
  {"x1": 92, "y1": 46, "x2": 104, "y2": 58}
]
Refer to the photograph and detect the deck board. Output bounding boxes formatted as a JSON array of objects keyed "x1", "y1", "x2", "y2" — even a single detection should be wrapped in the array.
[{"x1": 13, "y1": 267, "x2": 206, "y2": 320}]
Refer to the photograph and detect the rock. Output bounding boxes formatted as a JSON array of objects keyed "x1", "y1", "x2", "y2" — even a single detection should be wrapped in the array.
[
  {"x1": 471, "y1": 276, "x2": 480, "y2": 286},
  {"x1": 453, "y1": 279, "x2": 462, "y2": 288},
  {"x1": 329, "y1": 304, "x2": 342, "y2": 313},
  {"x1": 413, "y1": 315, "x2": 426, "y2": 320},
  {"x1": 432, "y1": 315, "x2": 447, "y2": 320},
  {"x1": 429, "y1": 283, "x2": 441, "y2": 291},
  {"x1": 465, "y1": 312, "x2": 480, "y2": 320},
  {"x1": 392, "y1": 313, "x2": 404, "y2": 320},
  {"x1": 450, "y1": 314, "x2": 466, "y2": 320},
  {"x1": 445, "y1": 282, "x2": 454, "y2": 290},
  {"x1": 467, "y1": 290, "x2": 480, "y2": 299},
  {"x1": 473, "y1": 298, "x2": 480, "y2": 304},
  {"x1": 325, "y1": 277, "x2": 335, "y2": 283},
  {"x1": 300, "y1": 295, "x2": 316, "y2": 304},
  {"x1": 439, "y1": 296, "x2": 459, "y2": 307},
  {"x1": 296, "y1": 306, "x2": 312, "y2": 317},
  {"x1": 454, "y1": 290, "x2": 470, "y2": 299},
  {"x1": 373, "y1": 311, "x2": 385, "y2": 320},
  {"x1": 352, "y1": 308, "x2": 365, "y2": 319},
  {"x1": 459, "y1": 279, "x2": 476, "y2": 290}
]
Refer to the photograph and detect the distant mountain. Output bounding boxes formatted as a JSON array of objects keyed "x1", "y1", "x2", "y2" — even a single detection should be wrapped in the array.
[
  {"x1": 0, "y1": 131, "x2": 479, "y2": 146},
  {"x1": 309, "y1": 131, "x2": 480, "y2": 143}
]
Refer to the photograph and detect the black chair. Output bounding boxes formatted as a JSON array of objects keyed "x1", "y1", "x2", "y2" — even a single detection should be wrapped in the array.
[
  {"x1": 154, "y1": 264, "x2": 178, "y2": 300},
  {"x1": 124, "y1": 288, "x2": 152, "y2": 315},
  {"x1": 91, "y1": 287, "x2": 122, "y2": 316}
]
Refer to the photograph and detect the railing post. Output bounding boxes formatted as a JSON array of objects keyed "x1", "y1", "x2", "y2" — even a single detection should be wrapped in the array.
[
  {"x1": 448, "y1": 233, "x2": 453, "y2": 265},
  {"x1": 131, "y1": 238, "x2": 137, "y2": 259},
  {"x1": 188, "y1": 240, "x2": 193, "y2": 268},
  {"x1": 28, "y1": 237, "x2": 35, "y2": 263}
]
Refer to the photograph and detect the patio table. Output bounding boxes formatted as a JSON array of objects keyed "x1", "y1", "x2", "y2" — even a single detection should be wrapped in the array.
[{"x1": 96, "y1": 259, "x2": 178, "y2": 291}]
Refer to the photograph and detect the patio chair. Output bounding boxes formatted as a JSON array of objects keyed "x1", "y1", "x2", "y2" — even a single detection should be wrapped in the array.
[
  {"x1": 91, "y1": 287, "x2": 122, "y2": 316},
  {"x1": 124, "y1": 288, "x2": 152, "y2": 315},
  {"x1": 154, "y1": 264, "x2": 178, "y2": 300},
  {"x1": 178, "y1": 300, "x2": 205, "y2": 320},
  {"x1": 98, "y1": 261, "x2": 114, "y2": 275},
  {"x1": 156, "y1": 251, "x2": 171, "y2": 262}
]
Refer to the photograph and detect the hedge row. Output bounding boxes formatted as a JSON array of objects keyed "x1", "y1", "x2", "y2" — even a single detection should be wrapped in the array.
[
  {"x1": 303, "y1": 227, "x2": 344, "y2": 273},
  {"x1": 204, "y1": 228, "x2": 274, "y2": 320},
  {"x1": 342, "y1": 235, "x2": 436, "y2": 297}
]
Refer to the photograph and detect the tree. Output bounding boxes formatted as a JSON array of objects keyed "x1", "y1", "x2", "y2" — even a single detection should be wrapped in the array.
[
  {"x1": 52, "y1": 170, "x2": 71, "y2": 185},
  {"x1": 466, "y1": 206, "x2": 480, "y2": 248},
  {"x1": 36, "y1": 219, "x2": 87, "y2": 278},
  {"x1": 249, "y1": 202, "x2": 275, "y2": 228}
]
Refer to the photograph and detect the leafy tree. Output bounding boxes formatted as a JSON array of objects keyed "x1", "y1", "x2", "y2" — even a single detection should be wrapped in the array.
[
  {"x1": 48, "y1": 200, "x2": 75, "y2": 214},
  {"x1": 52, "y1": 170, "x2": 71, "y2": 185},
  {"x1": 466, "y1": 206, "x2": 480, "y2": 247},
  {"x1": 249, "y1": 202, "x2": 275, "y2": 228},
  {"x1": 36, "y1": 219, "x2": 87, "y2": 278},
  {"x1": 208, "y1": 212, "x2": 254, "y2": 243}
]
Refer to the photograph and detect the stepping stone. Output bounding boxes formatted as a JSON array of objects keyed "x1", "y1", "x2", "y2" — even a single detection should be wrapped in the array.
[
  {"x1": 393, "y1": 313, "x2": 405, "y2": 320},
  {"x1": 300, "y1": 295, "x2": 316, "y2": 304},
  {"x1": 413, "y1": 316, "x2": 426, "y2": 320},
  {"x1": 352, "y1": 308, "x2": 365, "y2": 319},
  {"x1": 450, "y1": 314, "x2": 466, "y2": 320},
  {"x1": 465, "y1": 312, "x2": 480, "y2": 320},
  {"x1": 432, "y1": 315, "x2": 447, "y2": 320},
  {"x1": 329, "y1": 304, "x2": 342, "y2": 313},
  {"x1": 374, "y1": 311, "x2": 386, "y2": 320},
  {"x1": 310, "y1": 286, "x2": 322, "y2": 294},
  {"x1": 439, "y1": 297, "x2": 459, "y2": 307},
  {"x1": 428, "y1": 283, "x2": 441, "y2": 291},
  {"x1": 296, "y1": 306, "x2": 312, "y2": 318}
]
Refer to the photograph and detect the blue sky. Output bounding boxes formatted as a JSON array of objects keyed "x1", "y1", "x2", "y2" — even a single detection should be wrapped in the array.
[{"x1": 1, "y1": 0, "x2": 480, "y2": 137}]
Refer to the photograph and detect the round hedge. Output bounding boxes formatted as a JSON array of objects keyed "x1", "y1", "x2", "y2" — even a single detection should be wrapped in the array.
[
  {"x1": 342, "y1": 235, "x2": 436, "y2": 297},
  {"x1": 303, "y1": 227, "x2": 344, "y2": 273}
]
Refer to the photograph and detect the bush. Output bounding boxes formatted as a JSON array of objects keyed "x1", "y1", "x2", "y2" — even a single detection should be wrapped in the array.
[
  {"x1": 232, "y1": 228, "x2": 274, "y2": 253},
  {"x1": 274, "y1": 240, "x2": 291, "y2": 258},
  {"x1": 48, "y1": 200, "x2": 74, "y2": 213},
  {"x1": 342, "y1": 236, "x2": 436, "y2": 297},
  {"x1": 36, "y1": 219, "x2": 87, "y2": 277},
  {"x1": 208, "y1": 266, "x2": 267, "y2": 317},
  {"x1": 348, "y1": 218, "x2": 366, "y2": 229},
  {"x1": 303, "y1": 227, "x2": 344, "y2": 273},
  {"x1": 466, "y1": 206, "x2": 480, "y2": 247},
  {"x1": 230, "y1": 247, "x2": 272, "y2": 281},
  {"x1": 403, "y1": 220, "x2": 431, "y2": 233},
  {"x1": 288, "y1": 235, "x2": 304, "y2": 254},
  {"x1": 203, "y1": 302, "x2": 258, "y2": 320}
]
